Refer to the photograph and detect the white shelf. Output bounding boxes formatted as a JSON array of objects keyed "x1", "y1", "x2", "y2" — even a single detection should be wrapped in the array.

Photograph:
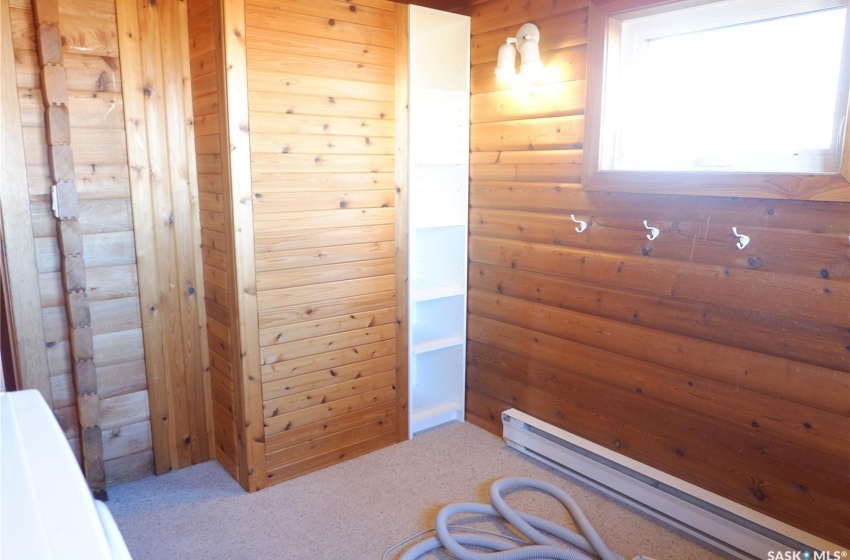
[
  {"x1": 407, "y1": 5, "x2": 469, "y2": 438},
  {"x1": 411, "y1": 280, "x2": 464, "y2": 302},
  {"x1": 413, "y1": 87, "x2": 468, "y2": 96},
  {"x1": 412, "y1": 323, "x2": 464, "y2": 354},
  {"x1": 413, "y1": 219, "x2": 466, "y2": 229},
  {"x1": 411, "y1": 385, "x2": 462, "y2": 433}
]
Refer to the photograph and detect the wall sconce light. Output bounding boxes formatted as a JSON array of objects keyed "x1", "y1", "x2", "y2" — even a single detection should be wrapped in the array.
[{"x1": 495, "y1": 23, "x2": 542, "y2": 81}]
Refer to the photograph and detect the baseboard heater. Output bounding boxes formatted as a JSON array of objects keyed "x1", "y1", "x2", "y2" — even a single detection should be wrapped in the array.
[{"x1": 502, "y1": 409, "x2": 844, "y2": 560}]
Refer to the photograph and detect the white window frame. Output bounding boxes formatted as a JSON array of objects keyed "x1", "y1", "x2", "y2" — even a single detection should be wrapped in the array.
[{"x1": 583, "y1": 0, "x2": 850, "y2": 200}]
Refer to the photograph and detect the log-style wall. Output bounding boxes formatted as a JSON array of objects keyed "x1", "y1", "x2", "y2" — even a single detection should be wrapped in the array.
[
  {"x1": 9, "y1": 0, "x2": 153, "y2": 484},
  {"x1": 5, "y1": 0, "x2": 212, "y2": 485},
  {"x1": 462, "y1": 0, "x2": 850, "y2": 545}
]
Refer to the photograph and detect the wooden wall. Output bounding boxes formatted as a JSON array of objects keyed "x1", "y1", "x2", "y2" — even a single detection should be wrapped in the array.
[
  {"x1": 244, "y1": 0, "x2": 401, "y2": 484},
  {"x1": 462, "y1": 0, "x2": 850, "y2": 545},
  {"x1": 186, "y1": 0, "x2": 240, "y2": 481},
  {"x1": 8, "y1": 0, "x2": 152, "y2": 484},
  {"x1": 115, "y1": 0, "x2": 214, "y2": 473},
  {"x1": 3, "y1": 0, "x2": 212, "y2": 485},
  {"x1": 185, "y1": 0, "x2": 403, "y2": 489}
]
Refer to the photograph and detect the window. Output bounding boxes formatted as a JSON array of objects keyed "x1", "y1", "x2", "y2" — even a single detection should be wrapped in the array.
[{"x1": 584, "y1": 0, "x2": 850, "y2": 200}]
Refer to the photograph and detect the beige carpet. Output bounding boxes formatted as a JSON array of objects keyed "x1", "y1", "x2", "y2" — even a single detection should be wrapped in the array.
[{"x1": 107, "y1": 421, "x2": 734, "y2": 560}]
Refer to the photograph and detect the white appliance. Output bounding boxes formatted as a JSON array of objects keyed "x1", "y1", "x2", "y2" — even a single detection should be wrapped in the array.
[
  {"x1": 502, "y1": 408, "x2": 845, "y2": 560},
  {"x1": 1, "y1": 390, "x2": 131, "y2": 559}
]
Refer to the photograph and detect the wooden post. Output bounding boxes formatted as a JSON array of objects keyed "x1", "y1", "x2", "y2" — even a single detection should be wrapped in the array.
[
  {"x1": 220, "y1": 0, "x2": 267, "y2": 491},
  {"x1": 394, "y1": 5, "x2": 410, "y2": 441},
  {"x1": 32, "y1": 0, "x2": 106, "y2": 499}
]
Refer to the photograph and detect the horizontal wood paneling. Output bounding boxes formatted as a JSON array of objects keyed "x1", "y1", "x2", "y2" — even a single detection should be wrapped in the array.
[
  {"x1": 465, "y1": 0, "x2": 850, "y2": 545},
  {"x1": 9, "y1": 0, "x2": 154, "y2": 485},
  {"x1": 245, "y1": 0, "x2": 400, "y2": 484},
  {"x1": 186, "y1": 0, "x2": 237, "y2": 479}
]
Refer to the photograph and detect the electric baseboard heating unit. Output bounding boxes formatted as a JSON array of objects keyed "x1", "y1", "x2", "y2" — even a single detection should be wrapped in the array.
[{"x1": 502, "y1": 409, "x2": 845, "y2": 560}]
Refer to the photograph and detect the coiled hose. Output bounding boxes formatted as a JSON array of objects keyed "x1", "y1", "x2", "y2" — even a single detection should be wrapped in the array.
[{"x1": 399, "y1": 477, "x2": 656, "y2": 560}]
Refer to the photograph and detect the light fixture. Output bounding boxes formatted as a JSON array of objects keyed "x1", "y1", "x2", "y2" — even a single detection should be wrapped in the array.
[{"x1": 494, "y1": 23, "x2": 542, "y2": 81}]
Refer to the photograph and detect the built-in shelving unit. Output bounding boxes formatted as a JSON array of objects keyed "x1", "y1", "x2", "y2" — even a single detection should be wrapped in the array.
[{"x1": 407, "y1": 5, "x2": 470, "y2": 436}]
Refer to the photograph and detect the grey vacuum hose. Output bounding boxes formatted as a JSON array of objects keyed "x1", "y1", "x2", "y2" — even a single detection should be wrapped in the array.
[{"x1": 399, "y1": 477, "x2": 636, "y2": 560}]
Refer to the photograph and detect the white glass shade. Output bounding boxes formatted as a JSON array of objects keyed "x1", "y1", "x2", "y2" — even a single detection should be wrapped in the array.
[
  {"x1": 495, "y1": 40, "x2": 517, "y2": 79},
  {"x1": 495, "y1": 23, "x2": 543, "y2": 82},
  {"x1": 516, "y1": 23, "x2": 542, "y2": 79}
]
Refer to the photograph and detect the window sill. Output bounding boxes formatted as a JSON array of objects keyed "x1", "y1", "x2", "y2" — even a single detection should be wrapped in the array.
[{"x1": 583, "y1": 170, "x2": 850, "y2": 201}]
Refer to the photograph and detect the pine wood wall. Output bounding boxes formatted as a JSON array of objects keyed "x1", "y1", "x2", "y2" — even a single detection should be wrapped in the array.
[
  {"x1": 244, "y1": 0, "x2": 401, "y2": 484},
  {"x1": 8, "y1": 0, "x2": 152, "y2": 484},
  {"x1": 186, "y1": 0, "x2": 240, "y2": 481},
  {"x1": 462, "y1": 0, "x2": 850, "y2": 545},
  {"x1": 4, "y1": 0, "x2": 212, "y2": 485},
  {"x1": 185, "y1": 0, "x2": 403, "y2": 490}
]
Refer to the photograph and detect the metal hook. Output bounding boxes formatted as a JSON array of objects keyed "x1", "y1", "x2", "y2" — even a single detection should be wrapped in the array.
[
  {"x1": 643, "y1": 220, "x2": 659, "y2": 241},
  {"x1": 732, "y1": 227, "x2": 749, "y2": 250},
  {"x1": 570, "y1": 214, "x2": 587, "y2": 233}
]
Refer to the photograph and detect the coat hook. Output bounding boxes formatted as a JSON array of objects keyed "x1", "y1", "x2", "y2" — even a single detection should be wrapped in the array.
[
  {"x1": 732, "y1": 227, "x2": 750, "y2": 249},
  {"x1": 643, "y1": 220, "x2": 659, "y2": 241},
  {"x1": 570, "y1": 214, "x2": 587, "y2": 233}
]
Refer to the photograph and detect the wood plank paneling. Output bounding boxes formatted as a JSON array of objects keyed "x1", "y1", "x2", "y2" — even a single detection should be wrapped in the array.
[
  {"x1": 116, "y1": 0, "x2": 211, "y2": 475},
  {"x1": 1, "y1": 0, "x2": 51, "y2": 403},
  {"x1": 7, "y1": 0, "x2": 155, "y2": 487},
  {"x1": 185, "y1": 0, "x2": 240, "y2": 481},
  {"x1": 244, "y1": 0, "x2": 401, "y2": 485},
  {"x1": 466, "y1": 0, "x2": 850, "y2": 545}
]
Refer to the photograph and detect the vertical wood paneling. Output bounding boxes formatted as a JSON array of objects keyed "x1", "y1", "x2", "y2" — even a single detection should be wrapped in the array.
[
  {"x1": 160, "y1": 0, "x2": 212, "y2": 466},
  {"x1": 116, "y1": 0, "x2": 212, "y2": 475},
  {"x1": 223, "y1": 0, "x2": 267, "y2": 491},
  {"x1": 393, "y1": 5, "x2": 409, "y2": 441},
  {"x1": 244, "y1": 0, "x2": 399, "y2": 484},
  {"x1": 465, "y1": 0, "x2": 850, "y2": 545}
]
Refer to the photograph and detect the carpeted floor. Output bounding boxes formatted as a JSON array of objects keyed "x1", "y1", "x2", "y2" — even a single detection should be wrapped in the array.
[{"x1": 107, "y1": 421, "x2": 734, "y2": 560}]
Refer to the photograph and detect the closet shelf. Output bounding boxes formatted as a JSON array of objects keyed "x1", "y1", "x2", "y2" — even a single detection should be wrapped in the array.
[
  {"x1": 412, "y1": 323, "x2": 464, "y2": 354},
  {"x1": 411, "y1": 280, "x2": 464, "y2": 302},
  {"x1": 411, "y1": 386, "x2": 462, "y2": 433}
]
